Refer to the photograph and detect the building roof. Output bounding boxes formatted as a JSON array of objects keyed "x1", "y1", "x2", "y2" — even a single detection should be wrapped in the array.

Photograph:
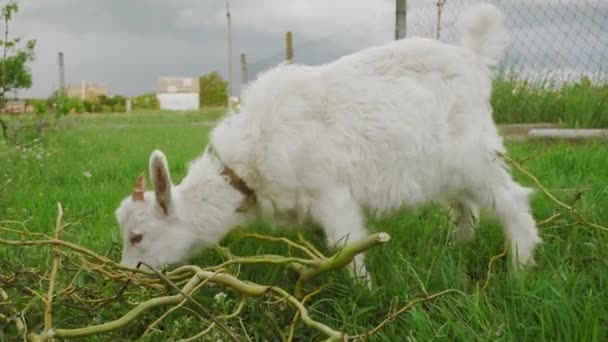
[
  {"x1": 65, "y1": 81, "x2": 108, "y2": 100},
  {"x1": 157, "y1": 77, "x2": 199, "y2": 94}
]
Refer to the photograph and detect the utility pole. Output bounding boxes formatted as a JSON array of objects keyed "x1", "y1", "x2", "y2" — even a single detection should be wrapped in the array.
[
  {"x1": 240, "y1": 53, "x2": 248, "y2": 85},
  {"x1": 226, "y1": 2, "x2": 233, "y2": 104},
  {"x1": 58, "y1": 52, "x2": 65, "y2": 94},
  {"x1": 285, "y1": 31, "x2": 293, "y2": 63},
  {"x1": 395, "y1": 0, "x2": 407, "y2": 39}
]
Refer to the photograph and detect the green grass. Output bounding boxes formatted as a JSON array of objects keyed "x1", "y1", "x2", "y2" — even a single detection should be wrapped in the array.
[
  {"x1": 1, "y1": 110, "x2": 607, "y2": 341},
  {"x1": 492, "y1": 72, "x2": 608, "y2": 128}
]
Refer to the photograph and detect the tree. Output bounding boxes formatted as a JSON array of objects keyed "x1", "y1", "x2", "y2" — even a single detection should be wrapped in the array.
[
  {"x1": 199, "y1": 71, "x2": 228, "y2": 107},
  {"x1": 0, "y1": 1, "x2": 37, "y2": 143}
]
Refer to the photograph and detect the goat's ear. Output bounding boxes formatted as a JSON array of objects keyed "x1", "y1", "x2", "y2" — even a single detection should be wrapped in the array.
[{"x1": 149, "y1": 150, "x2": 173, "y2": 215}]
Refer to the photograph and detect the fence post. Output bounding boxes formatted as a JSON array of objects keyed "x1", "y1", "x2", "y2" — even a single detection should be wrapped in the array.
[
  {"x1": 395, "y1": 0, "x2": 407, "y2": 39},
  {"x1": 241, "y1": 53, "x2": 248, "y2": 85},
  {"x1": 286, "y1": 31, "x2": 293, "y2": 63},
  {"x1": 226, "y1": 2, "x2": 233, "y2": 106},
  {"x1": 436, "y1": 0, "x2": 446, "y2": 40},
  {"x1": 57, "y1": 52, "x2": 65, "y2": 94}
]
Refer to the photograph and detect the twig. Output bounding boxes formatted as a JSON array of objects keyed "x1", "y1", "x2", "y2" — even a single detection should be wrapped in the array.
[
  {"x1": 271, "y1": 287, "x2": 344, "y2": 341},
  {"x1": 237, "y1": 231, "x2": 322, "y2": 260},
  {"x1": 27, "y1": 268, "x2": 342, "y2": 341},
  {"x1": 28, "y1": 276, "x2": 206, "y2": 341},
  {"x1": 482, "y1": 245, "x2": 508, "y2": 290},
  {"x1": 178, "y1": 322, "x2": 216, "y2": 342},
  {"x1": 0, "y1": 225, "x2": 53, "y2": 239},
  {"x1": 287, "y1": 288, "x2": 323, "y2": 342},
  {"x1": 212, "y1": 246, "x2": 306, "y2": 274},
  {"x1": 176, "y1": 299, "x2": 249, "y2": 339},
  {"x1": 349, "y1": 289, "x2": 460, "y2": 340},
  {"x1": 544, "y1": 223, "x2": 576, "y2": 230},
  {"x1": 238, "y1": 318, "x2": 253, "y2": 342},
  {"x1": 92, "y1": 279, "x2": 133, "y2": 311},
  {"x1": 141, "y1": 263, "x2": 240, "y2": 342},
  {"x1": 1, "y1": 287, "x2": 27, "y2": 340},
  {"x1": 219, "y1": 298, "x2": 247, "y2": 320},
  {"x1": 0, "y1": 233, "x2": 154, "y2": 276},
  {"x1": 44, "y1": 203, "x2": 63, "y2": 333},
  {"x1": 296, "y1": 231, "x2": 326, "y2": 259},
  {"x1": 537, "y1": 213, "x2": 562, "y2": 226},
  {"x1": 500, "y1": 153, "x2": 608, "y2": 233},
  {"x1": 295, "y1": 232, "x2": 391, "y2": 299},
  {"x1": 141, "y1": 271, "x2": 215, "y2": 336},
  {"x1": 209, "y1": 254, "x2": 322, "y2": 270}
]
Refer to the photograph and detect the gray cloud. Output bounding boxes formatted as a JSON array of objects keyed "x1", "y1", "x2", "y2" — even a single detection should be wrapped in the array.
[{"x1": 10, "y1": 0, "x2": 608, "y2": 99}]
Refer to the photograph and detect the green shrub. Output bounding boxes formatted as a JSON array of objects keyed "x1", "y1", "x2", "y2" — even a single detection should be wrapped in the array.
[
  {"x1": 114, "y1": 103, "x2": 125, "y2": 113},
  {"x1": 66, "y1": 97, "x2": 85, "y2": 113},
  {"x1": 132, "y1": 93, "x2": 159, "y2": 110},
  {"x1": 199, "y1": 71, "x2": 228, "y2": 107},
  {"x1": 84, "y1": 99, "x2": 101, "y2": 113}
]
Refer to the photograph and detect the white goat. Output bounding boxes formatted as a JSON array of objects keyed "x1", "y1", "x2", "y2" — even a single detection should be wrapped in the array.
[{"x1": 115, "y1": 3, "x2": 541, "y2": 284}]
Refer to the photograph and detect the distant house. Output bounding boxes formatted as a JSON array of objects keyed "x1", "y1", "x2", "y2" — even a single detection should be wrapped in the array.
[
  {"x1": 2, "y1": 100, "x2": 26, "y2": 114},
  {"x1": 156, "y1": 77, "x2": 199, "y2": 111},
  {"x1": 65, "y1": 81, "x2": 108, "y2": 101}
]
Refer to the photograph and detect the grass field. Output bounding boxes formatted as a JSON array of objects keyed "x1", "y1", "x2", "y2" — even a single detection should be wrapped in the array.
[
  {"x1": 1, "y1": 110, "x2": 607, "y2": 341},
  {"x1": 491, "y1": 73, "x2": 608, "y2": 128}
]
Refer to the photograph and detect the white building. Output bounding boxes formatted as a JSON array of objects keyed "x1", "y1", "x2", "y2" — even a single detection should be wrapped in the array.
[{"x1": 156, "y1": 77, "x2": 199, "y2": 110}]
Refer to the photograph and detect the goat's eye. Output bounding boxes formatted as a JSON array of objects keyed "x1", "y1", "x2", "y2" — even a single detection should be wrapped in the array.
[{"x1": 130, "y1": 233, "x2": 143, "y2": 245}]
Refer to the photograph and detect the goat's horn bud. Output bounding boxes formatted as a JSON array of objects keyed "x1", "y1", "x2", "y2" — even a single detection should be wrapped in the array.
[{"x1": 131, "y1": 172, "x2": 146, "y2": 201}]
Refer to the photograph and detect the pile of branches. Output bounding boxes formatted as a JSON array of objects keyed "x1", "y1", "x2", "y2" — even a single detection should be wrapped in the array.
[
  {"x1": 0, "y1": 204, "x2": 457, "y2": 341},
  {"x1": 1, "y1": 156, "x2": 606, "y2": 341}
]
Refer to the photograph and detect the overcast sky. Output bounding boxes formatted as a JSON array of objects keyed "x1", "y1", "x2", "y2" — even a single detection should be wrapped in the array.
[{"x1": 10, "y1": 0, "x2": 608, "y2": 98}]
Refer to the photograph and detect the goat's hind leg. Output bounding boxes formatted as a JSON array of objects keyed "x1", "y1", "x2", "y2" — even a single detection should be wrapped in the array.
[
  {"x1": 448, "y1": 198, "x2": 479, "y2": 243},
  {"x1": 470, "y1": 164, "x2": 541, "y2": 269}
]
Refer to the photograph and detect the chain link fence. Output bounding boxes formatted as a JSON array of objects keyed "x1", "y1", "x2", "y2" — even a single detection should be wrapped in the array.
[
  {"x1": 235, "y1": 1, "x2": 607, "y2": 126},
  {"x1": 242, "y1": 0, "x2": 607, "y2": 92},
  {"x1": 407, "y1": 0, "x2": 608, "y2": 85}
]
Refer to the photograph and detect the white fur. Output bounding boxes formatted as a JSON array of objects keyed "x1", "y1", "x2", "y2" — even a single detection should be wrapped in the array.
[{"x1": 115, "y1": 3, "x2": 541, "y2": 283}]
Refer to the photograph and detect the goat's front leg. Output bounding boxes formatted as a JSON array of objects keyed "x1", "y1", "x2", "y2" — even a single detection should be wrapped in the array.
[{"x1": 310, "y1": 187, "x2": 372, "y2": 287}]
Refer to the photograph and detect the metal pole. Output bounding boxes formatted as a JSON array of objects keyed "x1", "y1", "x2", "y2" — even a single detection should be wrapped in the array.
[{"x1": 395, "y1": 0, "x2": 407, "y2": 39}]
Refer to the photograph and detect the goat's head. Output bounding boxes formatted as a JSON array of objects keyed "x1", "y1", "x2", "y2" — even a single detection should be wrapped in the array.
[
  {"x1": 114, "y1": 150, "x2": 198, "y2": 270},
  {"x1": 114, "y1": 149, "x2": 253, "y2": 270}
]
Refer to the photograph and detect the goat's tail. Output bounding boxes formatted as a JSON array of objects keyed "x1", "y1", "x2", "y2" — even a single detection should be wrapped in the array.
[{"x1": 456, "y1": 2, "x2": 507, "y2": 65}]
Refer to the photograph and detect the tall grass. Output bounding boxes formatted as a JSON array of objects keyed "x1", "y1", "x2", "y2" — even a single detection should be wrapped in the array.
[{"x1": 492, "y1": 70, "x2": 608, "y2": 128}]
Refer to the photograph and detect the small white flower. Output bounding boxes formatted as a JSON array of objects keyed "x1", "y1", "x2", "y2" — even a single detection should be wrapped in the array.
[
  {"x1": 83, "y1": 171, "x2": 92, "y2": 178},
  {"x1": 36, "y1": 154, "x2": 43, "y2": 160},
  {"x1": 214, "y1": 292, "x2": 227, "y2": 303}
]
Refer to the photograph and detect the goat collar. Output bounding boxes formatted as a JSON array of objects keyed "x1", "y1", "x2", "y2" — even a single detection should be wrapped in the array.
[{"x1": 207, "y1": 144, "x2": 256, "y2": 213}]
